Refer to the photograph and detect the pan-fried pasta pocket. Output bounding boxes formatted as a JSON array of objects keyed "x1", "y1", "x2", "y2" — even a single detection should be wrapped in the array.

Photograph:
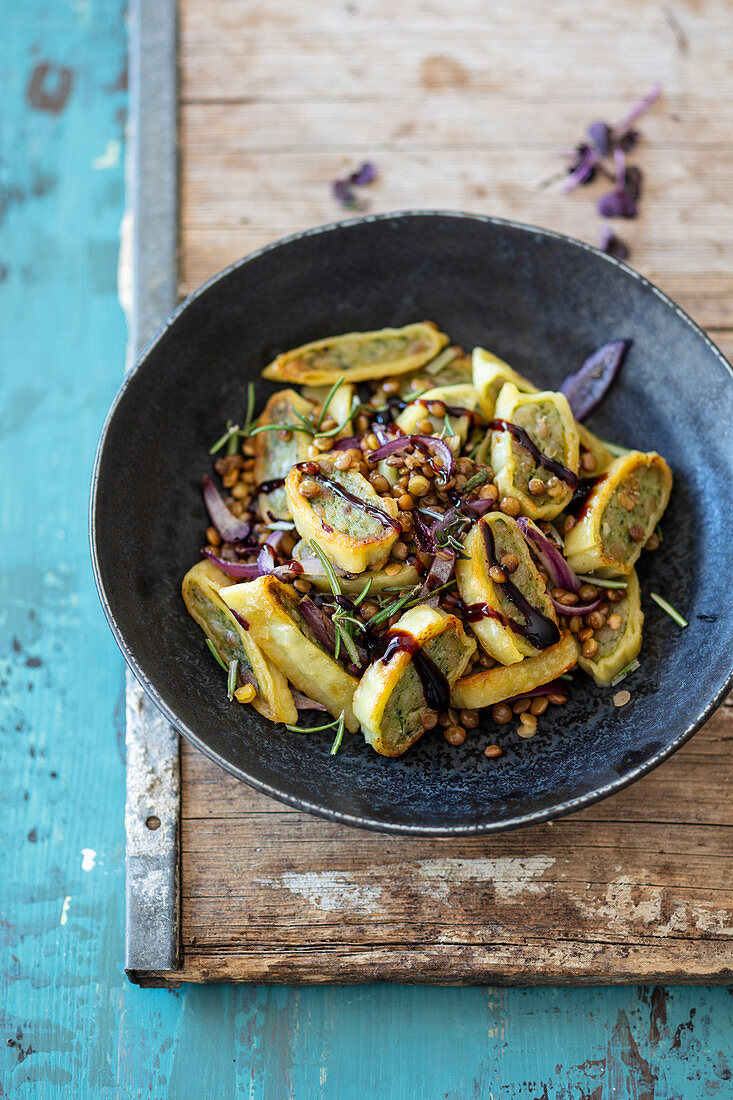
[
  {"x1": 490, "y1": 383, "x2": 580, "y2": 520},
  {"x1": 451, "y1": 631, "x2": 578, "y2": 711},
  {"x1": 456, "y1": 513, "x2": 559, "y2": 665},
  {"x1": 182, "y1": 560, "x2": 297, "y2": 724},
  {"x1": 578, "y1": 569, "x2": 643, "y2": 686},
  {"x1": 564, "y1": 451, "x2": 672, "y2": 577},
  {"x1": 353, "y1": 606, "x2": 476, "y2": 756},
  {"x1": 221, "y1": 575, "x2": 360, "y2": 730},
  {"x1": 472, "y1": 346, "x2": 539, "y2": 419},
  {"x1": 253, "y1": 389, "x2": 313, "y2": 520}
]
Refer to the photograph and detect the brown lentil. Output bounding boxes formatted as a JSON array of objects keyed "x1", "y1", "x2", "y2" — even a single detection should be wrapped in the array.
[
  {"x1": 607, "y1": 588, "x2": 626, "y2": 602},
  {"x1": 459, "y1": 709, "x2": 479, "y2": 729},
  {"x1": 499, "y1": 496, "x2": 521, "y2": 517},
  {"x1": 492, "y1": 703, "x2": 513, "y2": 724},
  {"x1": 564, "y1": 515, "x2": 576, "y2": 533},
  {"x1": 528, "y1": 477, "x2": 546, "y2": 496},
  {"x1": 231, "y1": 481, "x2": 249, "y2": 500},
  {"x1": 581, "y1": 637, "x2": 599, "y2": 658},
  {"x1": 398, "y1": 511, "x2": 414, "y2": 533},
  {"x1": 293, "y1": 578, "x2": 312, "y2": 594},
  {"x1": 500, "y1": 553, "x2": 519, "y2": 574},
  {"x1": 479, "y1": 484, "x2": 499, "y2": 502},
  {"x1": 408, "y1": 474, "x2": 430, "y2": 498},
  {"x1": 365, "y1": 433, "x2": 380, "y2": 451},
  {"x1": 391, "y1": 540, "x2": 409, "y2": 561},
  {"x1": 629, "y1": 524, "x2": 646, "y2": 542},
  {"x1": 484, "y1": 744, "x2": 503, "y2": 758},
  {"x1": 585, "y1": 610, "x2": 606, "y2": 630},
  {"x1": 428, "y1": 400, "x2": 446, "y2": 418},
  {"x1": 512, "y1": 698, "x2": 531, "y2": 715},
  {"x1": 397, "y1": 493, "x2": 414, "y2": 511},
  {"x1": 334, "y1": 451, "x2": 352, "y2": 471},
  {"x1": 489, "y1": 565, "x2": 507, "y2": 584},
  {"x1": 299, "y1": 478, "x2": 320, "y2": 499},
  {"x1": 384, "y1": 562, "x2": 402, "y2": 577},
  {"x1": 360, "y1": 601, "x2": 379, "y2": 621},
  {"x1": 578, "y1": 583, "x2": 600, "y2": 601},
  {"x1": 444, "y1": 725, "x2": 466, "y2": 745},
  {"x1": 580, "y1": 451, "x2": 597, "y2": 472},
  {"x1": 416, "y1": 417, "x2": 435, "y2": 434},
  {"x1": 206, "y1": 526, "x2": 221, "y2": 547},
  {"x1": 420, "y1": 711, "x2": 439, "y2": 730},
  {"x1": 386, "y1": 454, "x2": 403, "y2": 468},
  {"x1": 519, "y1": 712, "x2": 538, "y2": 732},
  {"x1": 578, "y1": 626, "x2": 594, "y2": 642},
  {"x1": 556, "y1": 591, "x2": 579, "y2": 606},
  {"x1": 613, "y1": 690, "x2": 631, "y2": 707},
  {"x1": 547, "y1": 692, "x2": 568, "y2": 705},
  {"x1": 569, "y1": 616, "x2": 582, "y2": 633},
  {"x1": 381, "y1": 380, "x2": 401, "y2": 396},
  {"x1": 222, "y1": 469, "x2": 239, "y2": 489},
  {"x1": 607, "y1": 613, "x2": 623, "y2": 631},
  {"x1": 370, "y1": 473, "x2": 391, "y2": 494},
  {"x1": 645, "y1": 531, "x2": 660, "y2": 551},
  {"x1": 530, "y1": 696, "x2": 549, "y2": 716}
]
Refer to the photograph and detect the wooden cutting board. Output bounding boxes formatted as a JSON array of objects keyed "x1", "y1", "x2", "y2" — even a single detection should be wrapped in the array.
[{"x1": 125, "y1": 0, "x2": 733, "y2": 986}]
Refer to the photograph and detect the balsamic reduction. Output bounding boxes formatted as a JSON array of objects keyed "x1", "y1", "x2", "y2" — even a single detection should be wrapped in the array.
[
  {"x1": 481, "y1": 524, "x2": 560, "y2": 650},
  {"x1": 488, "y1": 419, "x2": 578, "y2": 489},
  {"x1": 256, "y1": 477, "x2": 286, "y2": 495},
  {"x1": 375, "y1": 629, "x2": 450, "y2": 711},
  {"x1": 293, "y1": 465, "x2": 401, "y2": 533},
  {"x1": 567, "y1": 474, "x2": 607, "y2": 521}
]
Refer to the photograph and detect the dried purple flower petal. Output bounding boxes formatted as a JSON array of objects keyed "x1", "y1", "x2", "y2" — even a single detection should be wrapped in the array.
[
  {"x1": 349, "y1": 162, "x2": 376, "y2": 186},
  {"x1": 597, "y1": 189, "x2": 637, "y2": 218},
  {"x1": 332, "y1": 179, "x2": 359, "y2": 208},
  {"x1": 587, "y1": 121, "x2": 611, "y2": 157},
  {"x1": 615, "y1": 83, "x2": 661, "y2": 134},
  {"x1": 598, "y1": 225, "x2": 630, "y2": 260},
  {"x1": 618, "y1": 128, "x2": 640, "y2": 152},
  {"x1": 624, "y1": 165, "x2": 643, "y2": 202},
  {"x1": 562, "y1": 144, "x2": 598, "y2": 192}
]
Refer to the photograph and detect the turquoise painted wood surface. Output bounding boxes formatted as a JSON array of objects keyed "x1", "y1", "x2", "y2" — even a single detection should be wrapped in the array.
[{"x1": 2, "y1": 1, "x2": 733, "y2": 1096}]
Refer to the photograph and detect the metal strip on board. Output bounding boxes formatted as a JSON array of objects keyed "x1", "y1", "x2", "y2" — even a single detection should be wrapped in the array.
[{"x1": 123, "y1": 0, "x2": 180, "y2": 984}]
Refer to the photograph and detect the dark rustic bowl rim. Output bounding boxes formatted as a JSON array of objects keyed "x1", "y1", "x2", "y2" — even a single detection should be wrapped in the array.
[{"x1": 90, "y1": 209, "x2": 733, "y2": 836}]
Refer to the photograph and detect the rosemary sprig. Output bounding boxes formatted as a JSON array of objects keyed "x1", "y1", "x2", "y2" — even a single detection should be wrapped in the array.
[
  {"x1": 560, "y1": 673, "x2": 574, "y2": 682},
  {"x1": 440, "y1": 413, "x2": 455, "y2": 438},
  {"x1": 575, "y1": 574, "x2": 629, "y2": 590},
  {"x1": 459, "y1": 468, "x2": 493, "y2": 495},
  {"x1": 209, "y1": 383, "x2": 257, "y2": 454},
  {"x1": 650, "y1": 592, "x2": 688, "y2": 628},
  {"x1": 655, "y1": 524, "x2": 663, "y2": 544},
  {"x1": 351, "y1": 577, "x2": 373, "y2": 608},
  {"x1": 308, "y1": 541, "x2": 363, "y2": 664},
  {"x1": 247, "y1": 421, "x2": 314, "y2": 438},
  {"x1": 367, "y1": 579, "x2": 457, "y2": 630},
  {"x1": 227, "y1": 658, "x2": 239, "y2": 700},
  {"x1": 309, "y1": 540, "x2": 341, "y2": 596},
  {"x1": 286, "y1": 713, "x2": 341, "y2": 734},
  {"x1": 610, "y1": 658, "x2": 640, "y2": 687},
  {"x1": 315, "y1": 376, "x2": 346, "y2": 431},
  {"x1": 425, "y1": 346, "x2": 459, "y2": 376},
  {"x1": 330, "y1": 711, "x2": 346, "y2": 755},
  {"x1": 285, "y1": 710, "x2": 347, "y2": 755},
  {"x1": 205, "y1": 638, "x2": 228, "y2": 671}
]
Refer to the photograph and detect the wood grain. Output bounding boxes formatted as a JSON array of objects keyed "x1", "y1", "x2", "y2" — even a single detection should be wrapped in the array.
[{"x1": 173, "y1": 0, "x2": 733, "y2": 985}]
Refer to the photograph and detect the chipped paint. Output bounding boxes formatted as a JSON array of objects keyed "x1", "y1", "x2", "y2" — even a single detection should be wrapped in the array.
[
  {"x1": 577, "y1": 875, "x2": 733, "y2": 937},
  {"x1": 413, "y1": 856, "x2": 556, "y2": 902},
  {"x1": 80, "y1": 849, "x2": 97, "y2": 872},
  {"x1": 260, "y1": 870, "x2": 384, "y2": 912},
  {"x1": 59, "y1": 896, "x2": 71, "y2": 925},
  {"x1": 92, "y1": 138, "x2": 121, "y2": 169}
]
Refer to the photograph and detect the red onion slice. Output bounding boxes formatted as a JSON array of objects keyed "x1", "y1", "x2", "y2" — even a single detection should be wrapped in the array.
[
  {"x1": 367, "y1": 434, "x2": 454, "y2": 478},
  {"x1": 560, "y1": 340, "x2": 630, "y2": 421},
  {"x1": 331, "y1": 435, "x2": 362, "y2": 451},
  {"x1": 298, "y1": 596, "x2": 367, "y2": 672},
  {"x1": 550, "y1": 594, "x2": 602, "y2": 616},
  {"x1": 256, "y1": 530, "x2": 286, "y2": 575},
  {"x1": 203, "y1": 547, "x2": 262, "y2": 578},
  {"x1": 517, "y1": 518, "x2": 581, "y2": 593},
  {"x1": 461, "y1": 497, "x2": 494, "y2": 519},
  {"x1": 507, "y1": 679, "x2": 568, "y2": 702},
  {"x1": 290, "y1": 689, "x2": 328, "y2": 711},
  {"x1": 202, "y1": 475, "x2": 251, "y2": 542}
]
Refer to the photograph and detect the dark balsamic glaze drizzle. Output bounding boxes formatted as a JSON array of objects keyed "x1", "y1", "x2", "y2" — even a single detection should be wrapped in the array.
[
  {"x1": 374, "y1": 629, "x2": 450, "y2": 711},
  {"x1": 481, "y1": 524, "x2": 560, "y2": 650},
  {"x1": 256, "y1": 477, "x2": 286, "y2": 495},
  {"x1": 488, "y1": 418, "x2": 578, "y2": 489},
  {"x1": 293, "y1": 464, "x2": 401, "y2": 533},
  {"x1": 567, "y1": 473, "x2": 607, "y2": 521}
]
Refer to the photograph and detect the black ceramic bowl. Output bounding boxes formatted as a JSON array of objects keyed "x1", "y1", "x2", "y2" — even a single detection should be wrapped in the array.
[{"x1": 91, "y1": 212, "x2": 733, "y2": 835}]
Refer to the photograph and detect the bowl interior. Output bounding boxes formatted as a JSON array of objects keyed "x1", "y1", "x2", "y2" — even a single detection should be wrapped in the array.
[{"x1": 92, "y1": 212, "x2": 733, "y2": 834}]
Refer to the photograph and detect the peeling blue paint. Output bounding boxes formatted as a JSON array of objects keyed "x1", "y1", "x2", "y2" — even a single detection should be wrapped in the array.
[{"x1": 1, "y1": 2, "x2": 733, "y2": 1098}]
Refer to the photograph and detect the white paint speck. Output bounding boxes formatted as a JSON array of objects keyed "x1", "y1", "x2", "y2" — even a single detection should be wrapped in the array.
[
  {"x1": 81, "y1": 848, "x2": 97, "y2": 872},
  {"x1": 92, "y1": 138, "x2": 121, "y2": 170},
  {"x1": 414, "y1": 856, "x2": 556, "y2": 902},
  {"x1": 260, "y1": 870, "x2": 383, "y2": 912},
  {"x1": 60, "y1": 896, "x2": 71, "y2": 925}
]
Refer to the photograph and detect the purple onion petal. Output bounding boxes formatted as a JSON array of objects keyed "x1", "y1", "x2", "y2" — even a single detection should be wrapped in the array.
[
  {"x1": 290, "y1": 689, "x2": 328, "y2": 711},
  {"x1": 517, "y1": 518, "x2": 581, "y2": 593},
  {"x1": 560, "y1": 339, "x2": 630, "y2": 421},
  {"x1": 507, "y1": 679, "x2": 569, "y2": 702},
  {"x1": 367, "y1": 434, "x2": 454, "y2": 479},
  {"x1": 203, "y1": 547, "x2": 262, "y2": 578},
  {"x1": 461, "y1": 497, "x2": 494, "y2": 518},
  {"x1": 550, "y1": 595, "x2": 602, "y2": 616},
  {"x1": 331, "y1": 435, "x2": 362, "y2": 450},
  {"x1": 202, "y1": 475, "x2": 251, "y2": 542}
]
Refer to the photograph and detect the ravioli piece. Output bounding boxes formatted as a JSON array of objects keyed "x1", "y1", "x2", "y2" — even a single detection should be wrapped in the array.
[
  {"x1": 578, "y1": 569, "x2": 643, "y2": 686},
  {"x1": 490, "y1": 383, "x2": 580, "y2": 519},
  {"x1": 301, "y1": 381, "x2": 355, "y2": 438},
  {"x1": 394, "y1": 383, "x2": 480, "y2": 444},
  {"x1": 576, "y1": 422, "x2": 614, "y2": 478},
  {"x1": 472, "y1": 347, "x2": 538, "y2": 419},
  {"x1": 353, "y1": 606, "x2": 476, "y2": 756},
  {"x1": 182, "y1": 560, "x2": 297, "y2": 724},
  {"x1": 291, "y1": 540, "x2": 419, "y2": 594},
  {"x1": 420, "y1": 348, "x2": 474, "y2": 389},
  {"x1": 564, "y1": 451, "x2": 672, "y2": 577},
  {"x1": 253, "y1": 389, "x2": 313, "y2": 520},
  {"x1": 456, "y1": 513, "x2": 559, "y2": 665},
  {"x1": 221, "y1": 575, "x2": 360, "y2": 730},
  {"x1": 286, "y1": 455, "x2": 400, "y2": 573},
  {"x1": 262, "y1": 323, "x2": 449, "y2": 385},
  {"x1": 451, "y1": 631, "x2": 578, "y2": 711}
]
